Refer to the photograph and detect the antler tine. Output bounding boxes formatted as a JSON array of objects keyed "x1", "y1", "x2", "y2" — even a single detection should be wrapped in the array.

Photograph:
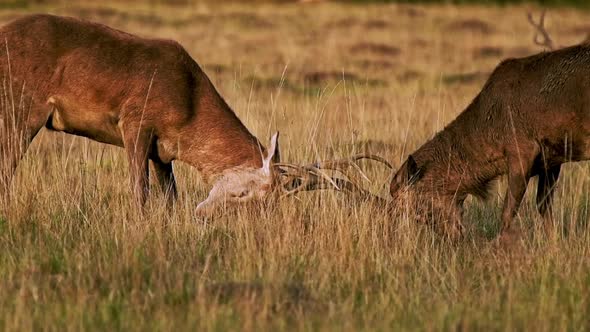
[
  {"x1": 274, "y1": 163, "x2": 305, "y2": 175},
  {"x1": 273, "y1": 163, "x2": 309, "y2": 193},
  {"x1": 310, "y1": 153, "x2": 393, "y2": 183},
  {"x1": 352, "y1": 154, "x2": 393, "y2": 169},
  {"x1": 277, "y1": 168, "x2": 378, "y2": 199},
  {"x1": 303, "y1": 165, "x2": 340, "y2": 190},
  {"x1": 527, "y1": 10, "x2": 555, "y2": 50},
  {"x1": 274, "y1": 163, "x2": 341, "y2": 194},
  {"x1": 273, "y1": 153, "x2": 392, "y2": 197},
  {"x1": 275, "y1": 163, "x2": 346, "y2": 196},
  {"x1": 313, "y1": 153, "x2": 393, "y2": 170},
  {"x1": 312, "y1": 158, "x2": 370, "y2": 182},
  {"x1": 277, "y1": 170, "x2": 335, "y2": 196},
  {"x1": 276, "y1": 161, "x2": 365, "y2": 192},
  {"x1": 282, "y1": 175, "x2": 310, "y2": 196},
  {"x1": 288, "y1": 175, "x2": 387, "y2": 203}
]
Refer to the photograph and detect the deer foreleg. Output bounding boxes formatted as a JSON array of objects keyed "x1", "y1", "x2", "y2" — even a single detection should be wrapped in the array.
[
  {"x1": 151, "y1": 159, "x2": 177, "y2": 208},
  {"x1": 122, "y1": 125, "x2": 153, "y2": 208},
  {"x1": 0, "y1": 106, "x2": 46, "y2": 202},
  {"x1": 536, "y1": 164, "x2": 561, "y2": 217},
  {"x1": 500, "y1": 147, "x2": 538, "y2": 235}
]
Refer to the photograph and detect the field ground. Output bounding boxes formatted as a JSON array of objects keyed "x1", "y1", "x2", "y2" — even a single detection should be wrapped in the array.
[{"x1": 2, "y1": 1, "x2": 590, "y2": 330}]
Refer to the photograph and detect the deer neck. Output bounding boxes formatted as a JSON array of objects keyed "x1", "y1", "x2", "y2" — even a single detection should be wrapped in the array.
[
  {"x1": 177, "y1": 75, "x2": 263, "y2": 183},
  {"x1": 411, "y1": 103, "x2": 503, "y2": 198}
]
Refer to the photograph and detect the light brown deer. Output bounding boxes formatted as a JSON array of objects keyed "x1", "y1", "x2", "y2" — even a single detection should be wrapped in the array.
[
  {"x1": 390, "y1": 11, "x2": 590, "y2": 240},
  {"x1": 0, "y1": 14, "x2": 390, "y2": 214}
]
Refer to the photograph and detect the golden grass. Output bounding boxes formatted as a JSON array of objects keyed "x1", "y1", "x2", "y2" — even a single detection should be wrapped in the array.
[{"x1": 2, "y1": 1, "x2": 590, "y2": 330}]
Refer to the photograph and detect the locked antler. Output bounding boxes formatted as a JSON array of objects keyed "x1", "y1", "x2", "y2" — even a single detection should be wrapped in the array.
[{"x1": 274, "y1": 153, "x2": 392, "y2": 200}]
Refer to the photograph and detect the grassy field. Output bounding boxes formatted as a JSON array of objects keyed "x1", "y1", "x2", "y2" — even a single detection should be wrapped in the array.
[{"x1": 2, "y1": 1, "x2": 590, "y2": 330}]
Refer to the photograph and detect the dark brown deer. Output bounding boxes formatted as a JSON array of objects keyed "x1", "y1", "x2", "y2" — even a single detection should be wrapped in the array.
[
  {"x1": 390, "y1": 12, "x2": 590, "y2": 240},
  {"x1": 0, "y1": 14, "x2": 390, "y2": 214}
]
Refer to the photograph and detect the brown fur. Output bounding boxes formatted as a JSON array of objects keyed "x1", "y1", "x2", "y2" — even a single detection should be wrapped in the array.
[
  {"x1": 391, "y1": 43, "x2": 590, "y2": 238},
  {"x1": 0, "y1": 14, "x2": 267, "y2": 206}
]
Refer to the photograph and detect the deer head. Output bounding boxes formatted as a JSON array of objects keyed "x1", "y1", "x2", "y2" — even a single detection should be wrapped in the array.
[
  {"x1": 195, "y1": 132, "x2": 281, "y2": 216},
  {"x1": 195, "y1": 132, "x2": 393, "y2": 216},
  {"x1": 389, "y1": 155, "x2": 422, "y2": 197}
]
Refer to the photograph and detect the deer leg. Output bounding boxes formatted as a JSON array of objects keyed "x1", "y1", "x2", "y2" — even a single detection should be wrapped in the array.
[
  {"x1": 0, "y1": 110, "x2": 45, "y2": 201},
  {"x1": 536, "y1": 164, "x2": 561, "y2": 237},
  {"x1": 122, "y1": 126, "x2": 153, "y2": 208},
  {"x1": 443, "y1": 200, "x2": 466, "y2": 242},
  {"x1": 536, "y1": 164, "x2": 561, "y2": 217},
  {"x1": 151, "y1": 159, "x2": 177, "y2": 208},
  {"x1": 500, "y1": 149, "x2": 538, "y2": 235}
]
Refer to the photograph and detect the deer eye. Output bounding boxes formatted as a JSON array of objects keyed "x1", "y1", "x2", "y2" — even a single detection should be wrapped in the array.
[{"x1": 232, "y1": 190, "x2": 249, "y2": 199}]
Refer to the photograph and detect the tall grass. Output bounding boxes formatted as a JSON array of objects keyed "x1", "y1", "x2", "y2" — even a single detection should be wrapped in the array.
[{"x1": 1, "y1": 2, "x2": 590, "y2": 331}]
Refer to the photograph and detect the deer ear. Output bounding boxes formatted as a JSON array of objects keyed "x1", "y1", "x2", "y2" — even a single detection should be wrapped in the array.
[
  {"x1": 393, "y1": 155, "x2": 422, "y2": 186},
  {"x1": 271, "y1": 132, "x2": 280, "y2": 164},
  {"x1": 406, "y1": 155, "x2": 419, "y2": 183},
  {"x1": 263, "y1": 132, "x2": 280, "y2": 174}
]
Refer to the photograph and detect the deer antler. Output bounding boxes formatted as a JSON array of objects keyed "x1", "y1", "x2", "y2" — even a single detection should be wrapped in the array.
[
  {"x1": 274, "y1": 153, "x2": 392, "y2": 199},
  {"x1": 311, "y1": 154, "x2": 393, "y2": 183},
  {"x1": 527, "y1": 10, "x2": 555, "y2": 51},
  {"x1": 275, "y1": 163, "x2": 341, "y2": 192}
]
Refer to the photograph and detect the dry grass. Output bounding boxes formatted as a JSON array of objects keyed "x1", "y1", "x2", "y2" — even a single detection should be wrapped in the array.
[{"x1": 2, "y1": 1, "x2": 590, "y2": 330}]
